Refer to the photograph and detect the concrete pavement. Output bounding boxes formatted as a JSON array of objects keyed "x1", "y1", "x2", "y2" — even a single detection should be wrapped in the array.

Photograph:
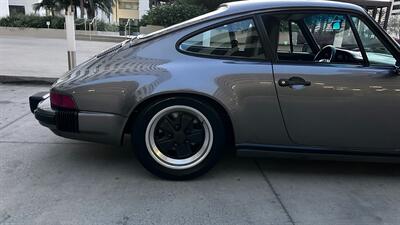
[
  {"x1": 1, "y1": 83, "x2": 400, "y2": 225},
  {"x1": 0, "y1": 36, "x2": 116, "y2": 82}
]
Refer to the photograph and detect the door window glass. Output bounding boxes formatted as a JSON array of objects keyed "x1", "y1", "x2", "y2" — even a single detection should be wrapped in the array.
[
  {"x1": 179, "y1": 19, "x2": 265, "y2": 59},
  {"x1": 263, "y1": 13, "x2": 364, "y2": 64},
  {"x1": 351, "y1": 16, "x2": 396, "y2": 66},
  {"x1": 305, "y1": 14, "x2": 359, "y2": 51},
  {"x1": 278, "y1": 21, "x2": 312, "y2": 53}
]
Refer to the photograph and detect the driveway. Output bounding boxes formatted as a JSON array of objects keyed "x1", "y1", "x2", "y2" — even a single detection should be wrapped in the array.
[
  {"x1": 1, "y1": 83, "x2": 400, "y2": 225},
  {"x1": 0, "y1": 36, "x2": 115, "y2": 79}
]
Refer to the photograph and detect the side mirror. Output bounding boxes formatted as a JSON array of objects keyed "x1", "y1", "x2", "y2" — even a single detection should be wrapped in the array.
[{"x1": 331, "y1": 20, "x2": 342, "y2": 31}]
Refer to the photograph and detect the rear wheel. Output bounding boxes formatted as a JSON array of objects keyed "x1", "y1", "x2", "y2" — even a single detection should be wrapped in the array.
[{"x1": 132, "y1": 97, "x2": 226, "y2": 179}]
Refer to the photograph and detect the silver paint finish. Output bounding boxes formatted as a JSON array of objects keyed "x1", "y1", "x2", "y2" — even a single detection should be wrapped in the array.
[
  {"x1": 222, "y1": 0, "x2": 364, "y2": 15},
  {"x1": 52, "y1": 15, "x2": 290, "y2": 146},
  {"x1": 35, "y1": 96, "x2": 126, "y2": 144},
  {"x1": 41, "y1": 0, "x2": 400, "y2": 153},
  {"x1": 50, "y1": 112, "x2": 126, "y2": 145},
  {"x1": 145, "y1": 105, "x2": 213, "y2": 170},
  {"x1": 273, "y1": 63, "x2": 400, "y2": 150},
  {"x1": 78, "y1": 112, "x2": 126, "y2": 144}
]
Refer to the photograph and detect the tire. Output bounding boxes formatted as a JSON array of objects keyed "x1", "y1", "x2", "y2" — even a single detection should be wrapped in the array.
[{"x1": 132, "y1": 97, "x2": 226, "y2": 180}]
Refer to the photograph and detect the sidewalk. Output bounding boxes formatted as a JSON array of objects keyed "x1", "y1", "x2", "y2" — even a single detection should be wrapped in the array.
[{"x1": 0, "y1": 35, "x2": 116, "y2": 83}]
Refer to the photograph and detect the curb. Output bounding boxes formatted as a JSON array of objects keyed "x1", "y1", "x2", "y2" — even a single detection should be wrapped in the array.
[{"x1": 0, "y1": 75, "x2": 57, "y2": 85}]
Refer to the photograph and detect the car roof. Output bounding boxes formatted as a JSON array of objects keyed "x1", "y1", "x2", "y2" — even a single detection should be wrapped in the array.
[{"x1": 221, "y1": 0, "x2": 365, "y2": 15}]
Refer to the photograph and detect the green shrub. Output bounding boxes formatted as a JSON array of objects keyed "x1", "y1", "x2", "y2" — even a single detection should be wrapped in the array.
[
  {"x1": 96, "y1": 20, "x2": 119, "y2": 32},
  {"x1": 75, "y1": 18, "x2": 119, "y2": 32},
  {"x1": 0, "y1": 14, "x2": 118, "y2": 32},
  {"x1": 0, "y1": 14, "x2": 65, "y2": 29},
  {"x1": 140, "y1": 3, "x2": 207, "y2": 27}
]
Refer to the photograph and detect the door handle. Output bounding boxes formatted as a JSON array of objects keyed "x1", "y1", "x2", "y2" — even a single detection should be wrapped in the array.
[{"x1": 278, "y1": 77, "x2": 311, "y2": 87}]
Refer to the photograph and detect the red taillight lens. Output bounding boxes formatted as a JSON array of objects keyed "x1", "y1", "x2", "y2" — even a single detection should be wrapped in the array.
[{"x1": 50, "y1": 92, "x2": 76, "y2": 110}]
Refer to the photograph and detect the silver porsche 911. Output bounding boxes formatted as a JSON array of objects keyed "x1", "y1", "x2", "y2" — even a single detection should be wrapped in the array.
[{"x1": 30, "y1": 0, "x2": 400, "y2": 179}]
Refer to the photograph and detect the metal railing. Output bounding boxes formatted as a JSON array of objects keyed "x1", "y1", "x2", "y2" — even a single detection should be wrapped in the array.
[
  {"x1": 124, "y1": 19, "x2": 133, "y2": 36},
  {"x1": 88, "y1": 17, "x2": 97, "y2": 40}
]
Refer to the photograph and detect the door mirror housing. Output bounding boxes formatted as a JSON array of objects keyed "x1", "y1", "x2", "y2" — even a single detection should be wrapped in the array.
[{"x1": 331, "y1": 20, "x2": 342, "y2": 31}]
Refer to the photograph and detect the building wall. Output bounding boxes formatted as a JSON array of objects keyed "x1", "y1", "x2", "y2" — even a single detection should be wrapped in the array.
[
  {"x1": 0, "y1": 0, "x2": 10, "y2": 17},
  {"x1": 1, "y1": 0, "x2": 46, "y2": 17},
  {"x1": 111, "y1": 0, "x2": 148, "y2": 24},
  {"x1": 393, "y1": 0, "x2": 400, "y2": 15},
  {"x1": 8, "y1": 0, "x2": 37, "y2": 15}
]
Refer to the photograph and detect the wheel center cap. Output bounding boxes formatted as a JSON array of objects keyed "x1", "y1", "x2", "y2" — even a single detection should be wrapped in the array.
[{"x1": 175, "y1": 131, "x2": 186, "y2": 144}]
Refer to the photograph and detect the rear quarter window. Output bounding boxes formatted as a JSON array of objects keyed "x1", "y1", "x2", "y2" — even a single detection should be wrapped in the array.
[{"x1": 179, "y1": 19, "x2": 265, "y2": 60}]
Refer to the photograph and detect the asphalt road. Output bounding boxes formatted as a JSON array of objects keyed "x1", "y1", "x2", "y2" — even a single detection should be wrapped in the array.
[{"x1": 1, "y1": 83, "x2": 400, "y2": 225}]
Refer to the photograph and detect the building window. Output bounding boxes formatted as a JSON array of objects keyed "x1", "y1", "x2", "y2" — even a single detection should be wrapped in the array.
[
  {"x1": 9, "y1": 5, "x2": 25, "y2": 16},
  {"x1": 119, "y1": 1, "x2": 139, "y2": 10}
]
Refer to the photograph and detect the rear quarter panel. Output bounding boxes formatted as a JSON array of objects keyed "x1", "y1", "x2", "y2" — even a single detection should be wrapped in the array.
[{"x1": 54, "y1": 17, "x2": 290, "y2": 146}]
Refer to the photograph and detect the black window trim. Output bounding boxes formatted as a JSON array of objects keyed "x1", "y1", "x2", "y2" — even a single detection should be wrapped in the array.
[
  {"x1": 174, "y1": 6, "x2": 399, "y2": 66},
  {"x1": 280, "y1": 20, "x2": 319, "y2": 54},
  {"x1": 346, "y1": 14, "x2": 369, "y2": 67},
  {"x1": 297, "y1": 19, "x2": 321, "y2": 53},
  {"x1": 175, "y1": 15, "x2": 272, "y2": 62},
  {"x1": 288, "y1": 20, "x2": 294, "y2": 53}
]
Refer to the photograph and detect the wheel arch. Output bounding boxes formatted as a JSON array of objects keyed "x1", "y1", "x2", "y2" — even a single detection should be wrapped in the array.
[{"x1": 121, "y1": 92, "x2": 235, "y2": 148}]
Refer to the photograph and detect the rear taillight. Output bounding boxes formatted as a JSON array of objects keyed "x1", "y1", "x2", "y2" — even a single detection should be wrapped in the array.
[{"x1": 50, "y1": 92, "x2": 77, "y2": 110}]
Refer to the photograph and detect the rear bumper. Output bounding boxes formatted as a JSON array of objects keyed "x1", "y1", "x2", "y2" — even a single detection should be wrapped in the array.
[{"x1": 30, "y1": 92, "x2": 126, "y2": 145}]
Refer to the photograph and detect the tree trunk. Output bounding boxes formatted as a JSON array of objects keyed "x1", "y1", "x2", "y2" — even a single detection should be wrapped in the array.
[
  {"x1": 87, "y1": 8, "x2": 95, "y2": 19},
  {"x1": 88, "y1": 0, "x2": 95, "y2": 19},
  {"x1": 80, "y1": 0, "x2": 84, "y2": 18}
]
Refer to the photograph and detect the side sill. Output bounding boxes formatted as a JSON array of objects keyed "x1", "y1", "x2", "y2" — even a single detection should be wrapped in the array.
[{"x1": 236, "y1": 144, "x2": 400, "y2": 163}]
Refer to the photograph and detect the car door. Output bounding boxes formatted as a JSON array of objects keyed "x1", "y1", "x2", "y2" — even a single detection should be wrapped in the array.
[{"x1": 261, "y1": 11, "x2": 400, "y2": 150}]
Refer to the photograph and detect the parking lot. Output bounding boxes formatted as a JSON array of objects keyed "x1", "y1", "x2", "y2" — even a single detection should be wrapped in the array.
[{"x1": 1, "y1": 83, "x2": 400, "y2": 225}]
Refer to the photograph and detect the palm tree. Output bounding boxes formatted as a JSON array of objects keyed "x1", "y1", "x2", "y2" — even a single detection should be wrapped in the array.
[
  {"x1": 33, "y1": 0, "x2": 63, "y2": 16},
  {"x1": 33, "y1": 0, "x2": 114, "y2": 19}
]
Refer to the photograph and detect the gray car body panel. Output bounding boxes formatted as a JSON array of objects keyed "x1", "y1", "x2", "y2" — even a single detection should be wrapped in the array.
[
  {"x1": 273, "y1": 64, "x2": 400, "y2": 150},
  {"x1": 40, "y1": 0, "x2": 400, "y2": 153},
  {"x1": 36, "y1": 98, "x2": 126, "y2": 144},
  {"x1": 52, "y1": 15, "x2": 290, "y2": 145}
]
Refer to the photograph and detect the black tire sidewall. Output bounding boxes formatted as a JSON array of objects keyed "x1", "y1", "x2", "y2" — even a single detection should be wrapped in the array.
[{"x1": 132, "y1": 97, "x2": 226, "y2": 180}]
